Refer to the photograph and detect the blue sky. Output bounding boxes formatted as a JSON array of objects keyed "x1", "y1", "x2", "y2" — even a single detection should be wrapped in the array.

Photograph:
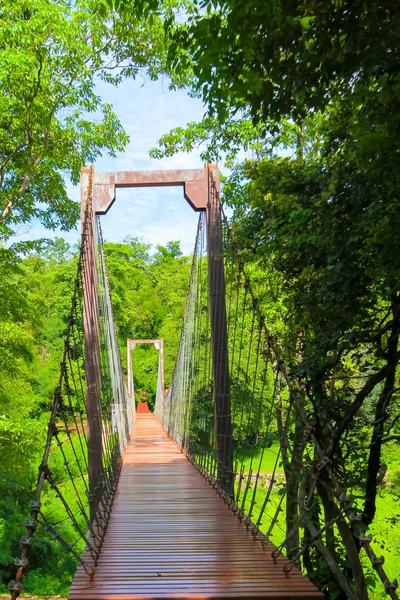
[{"x1": 18, "y1": 76, "x2": 208, "y2": 255}]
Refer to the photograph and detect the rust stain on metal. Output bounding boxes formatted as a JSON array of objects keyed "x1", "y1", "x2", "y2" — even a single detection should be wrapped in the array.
[{"x1": 88, "y1": 166, "x2": 209, "y2": 214}]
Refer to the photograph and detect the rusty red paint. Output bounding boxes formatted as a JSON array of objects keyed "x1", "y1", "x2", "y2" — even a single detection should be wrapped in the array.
[
  {"x1": 90, "y1": 166, "x2": 209, "y2": 214},
  {"x1": 136, "y1": 401, "x2": 151, "y2": 413},
  {"x1": 205, "y1": 165, "x2": 234, "y2": 496}
]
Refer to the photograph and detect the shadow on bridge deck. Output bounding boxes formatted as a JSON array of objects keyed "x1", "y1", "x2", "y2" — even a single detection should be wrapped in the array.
[{"x1": 69, "y1": 413, "x2": 322, "y2": 600}]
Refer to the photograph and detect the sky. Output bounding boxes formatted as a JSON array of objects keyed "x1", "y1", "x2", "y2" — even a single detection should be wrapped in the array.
[{"x1": 18, "y1": 76, "x2": 209, "y2": 255}]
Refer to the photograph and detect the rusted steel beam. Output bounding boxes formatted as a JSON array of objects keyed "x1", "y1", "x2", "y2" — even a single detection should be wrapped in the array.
[
  {"x1": 92, "y1": 167, "x2": 209, "y2": 213},
  {"x1": 206, "y1": 165, "x2": 234, "y2": 497},
  {"x1": 80, "y1": 167, "x2": 104, "y2": 523},
  {"x1": 157, "y1": 338, "x2": 165, "y2": 395}
]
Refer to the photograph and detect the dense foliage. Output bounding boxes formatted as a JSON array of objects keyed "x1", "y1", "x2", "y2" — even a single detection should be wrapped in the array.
[
  {"x1": 221, "y1": 152, "x2": 400, "y2": 598},
  {"x1": 104, "y1": 237, "x2": 191, "y2": 404},
  {"x1": 0, "y1": 0, "x2": 171, "y2": 249}
]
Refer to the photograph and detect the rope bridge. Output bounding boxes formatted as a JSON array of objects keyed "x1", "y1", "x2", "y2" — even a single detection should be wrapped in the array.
[{"x1": 9, "y1": 166, "x2": 398, "y2": 600}]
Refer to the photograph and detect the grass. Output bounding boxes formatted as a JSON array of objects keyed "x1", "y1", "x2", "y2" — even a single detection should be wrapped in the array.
[
  {"x1": 234, "y1": 441, "x2": 282, "y2": 475},
  {"x1": 367, "y1": 443, "x2": 400, "y2": 598}
]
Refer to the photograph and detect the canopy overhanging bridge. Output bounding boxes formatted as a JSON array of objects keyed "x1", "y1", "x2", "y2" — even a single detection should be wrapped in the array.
[{"x1": 9, "y1": 165, "x2": 398, "y2": 600}]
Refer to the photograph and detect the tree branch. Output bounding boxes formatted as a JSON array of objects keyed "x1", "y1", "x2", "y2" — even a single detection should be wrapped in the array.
[
  {"x1": 298, "y1": 473, "x2": 360, "y2": 600},
  {"x1": 0, "y1": 140, "x2": 29, "y2": 186},
  {"x1": 329, "y1": 364, "x2": 388, "y2": 458},
  {"x1": 363, "y1": 292, "x2": 399, "y2": 527},
  {"x1": 0, "y1": 156, "x2": 42, "y2": 223},
  {"x1": 382, "y1": 435, "x2": 400, "y2": 443}
]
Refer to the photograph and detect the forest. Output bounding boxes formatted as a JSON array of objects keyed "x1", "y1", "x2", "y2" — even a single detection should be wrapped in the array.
[{"x1": 0, "y1": 0, "x2": 399, "y2": 599}]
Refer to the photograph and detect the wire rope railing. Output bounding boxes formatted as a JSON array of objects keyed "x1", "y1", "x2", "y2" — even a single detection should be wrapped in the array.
[
  {"x1": 155, "y1": 206, "x2": 295, "y2": 552},
  {"x1": 155, "y1": 172, "x2": 399, "y2": 600},
  {"x1": 9, "y1": 170, "x2": 135, "y2": 599}
]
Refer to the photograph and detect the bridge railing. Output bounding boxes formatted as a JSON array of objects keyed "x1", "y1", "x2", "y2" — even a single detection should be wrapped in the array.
[
  {"x1": 154, "y1": 172, "x2": 398, "y2": 599},
  {"x1": 156, "y1": 205, "x2": 294, "y2": 551},
  {"x1": 9, "y1": 170, "x2": 135, "y2": 599}
]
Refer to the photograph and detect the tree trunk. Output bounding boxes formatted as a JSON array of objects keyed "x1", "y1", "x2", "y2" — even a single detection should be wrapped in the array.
[{"x1": 363, "y1": 292, "x2": 399, "y2": 528}]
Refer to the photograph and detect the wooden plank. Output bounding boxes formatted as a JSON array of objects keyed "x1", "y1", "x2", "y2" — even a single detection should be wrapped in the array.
[{"x1": 69, "y1": 414, "x2": 323, "y2": 600}]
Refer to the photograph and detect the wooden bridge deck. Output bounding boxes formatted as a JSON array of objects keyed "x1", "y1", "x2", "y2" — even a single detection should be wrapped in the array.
[{"x1": 69, "y1": 413, "x2": 322, "y2": 600}]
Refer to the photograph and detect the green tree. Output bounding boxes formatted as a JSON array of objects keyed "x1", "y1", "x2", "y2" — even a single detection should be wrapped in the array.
[
  {"x1": 0, "y1": 0, "x2": 169, "y2": 243},
  {"x1": 167, "y1": 0, "x2": 399, "y2": 124},
  {"x1": 221, "y1": 148, "x2": 400, "y2": 598},
  {"x1": 103, "y1": 237, "x2": 191, "y2": 404},
  {"x1": 0, "y1": 240, "x2": 80, "y2": 594}
]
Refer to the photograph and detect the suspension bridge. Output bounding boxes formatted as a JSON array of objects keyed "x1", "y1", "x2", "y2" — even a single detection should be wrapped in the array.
[{"x1": 9, "y1": 165, "x2": 398, "y2": 600}]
